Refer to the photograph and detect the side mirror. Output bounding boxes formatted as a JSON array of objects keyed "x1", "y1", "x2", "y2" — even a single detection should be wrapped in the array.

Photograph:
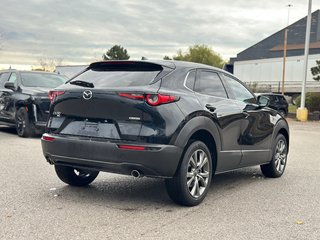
[
  {"x1": 257, "y1": 96, "x2": 269, "y2": 107},
  {"x1": 4, "y1": 82, "x2": 16, "y2": 91}
]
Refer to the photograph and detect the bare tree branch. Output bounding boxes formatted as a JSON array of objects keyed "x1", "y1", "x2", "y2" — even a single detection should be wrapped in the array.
[{"x1": 38, "y1": 57, "x2": 64, "y2": 72}]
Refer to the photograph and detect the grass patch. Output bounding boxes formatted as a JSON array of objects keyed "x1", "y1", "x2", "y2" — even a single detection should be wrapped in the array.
[{"x1": 289, "y1": 104, "x2": 297, "y2": 113}]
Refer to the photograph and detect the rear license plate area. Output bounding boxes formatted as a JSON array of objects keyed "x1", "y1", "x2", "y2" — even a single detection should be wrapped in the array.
[{"x1": 60, "y1": 120, "x2": 120, "y2": 139}]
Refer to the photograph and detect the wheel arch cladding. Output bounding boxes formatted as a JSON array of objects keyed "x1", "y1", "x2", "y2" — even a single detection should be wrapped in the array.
[
  {"x1": 189, "y1": 130, "x2": 217, "y2": 173},
  {"x1": 278, "y1": 128, "x2": 289, "y2": 152},
  {"x1": 173, "y1": 116, "x2": 220, "y2": 174},
  {"x1": 274, "y1": 120, "x2": 289, "y2": 152}
]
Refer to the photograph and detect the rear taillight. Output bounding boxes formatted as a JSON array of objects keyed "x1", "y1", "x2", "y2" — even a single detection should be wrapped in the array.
[
  {"x1": 118, "y1": 93, "x2": 144, "y2": 100},
  {"x1": 49, "y1": 91, "x2": 65, "y2": 102},
  {"x1": 41, "y1": 135, "x2": 55, "y2": 142},
  {"x1": 146, "y1": 94, "x2": 178, "y2": 106},
  {"x1": 118, "y1": 93, "x2": 178, "y2": 106}
]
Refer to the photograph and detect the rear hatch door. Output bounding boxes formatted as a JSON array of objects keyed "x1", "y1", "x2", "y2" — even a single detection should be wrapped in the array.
[{"x1": 48, "y1": 61, "x2": 174, "y2": 141}]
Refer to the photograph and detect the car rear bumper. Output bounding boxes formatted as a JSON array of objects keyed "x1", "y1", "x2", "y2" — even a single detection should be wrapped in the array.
[{"x1": 41, "y1": 134, "x2": 183, "y2": 178}]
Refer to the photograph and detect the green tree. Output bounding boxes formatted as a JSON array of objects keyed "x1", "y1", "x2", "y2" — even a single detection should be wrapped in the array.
[
  {"x1": 163, "y1": 55, "x2": 172, "y2": 60},
  {"x1": 173, "y1": 44, "x2": 225, "y2": 68},
  {"x1": 296, "y1": 92, "x2": 320, "y2": 112},
  {"x1": 311, "y1": 60, "x2": 320, "y2": 81},
  {"x1": 103, "y1": 45, "x2": 130, "y2": 60}
]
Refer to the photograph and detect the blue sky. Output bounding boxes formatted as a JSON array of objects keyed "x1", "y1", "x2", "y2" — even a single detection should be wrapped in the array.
[{"x1": 0, "y1": 0, "x2": 319, "y2": 65}]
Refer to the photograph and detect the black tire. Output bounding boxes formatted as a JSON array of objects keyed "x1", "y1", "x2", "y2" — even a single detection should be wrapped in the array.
[
  {"x1": 15, "y1": 107, "x2": 35, "y2": 138},
  {"x1": 55, "y1": 165, "x2": 99, "y2": 186},
  {"x1": 261, "y1": 134, "x2": 288, "y2": 178},
  {"x1": 165, "y1": 141, "x2": 213, "y2": 206}
]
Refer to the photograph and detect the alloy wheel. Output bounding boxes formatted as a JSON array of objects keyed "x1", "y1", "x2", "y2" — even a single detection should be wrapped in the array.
[
  {"x1": 187, "y1": 149, "x2": 210, "y2": 198},
  {"x1": 16, "y1": 111, "x2": 26, "y2": 135},
  {"x1": 274, "y1": 139, "x2": 287, "y2": 173}
]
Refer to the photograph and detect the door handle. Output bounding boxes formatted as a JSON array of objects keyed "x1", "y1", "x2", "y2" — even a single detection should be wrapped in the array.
[{"x1": 205, "y1": 104, "x2": 216, "y2": 112}]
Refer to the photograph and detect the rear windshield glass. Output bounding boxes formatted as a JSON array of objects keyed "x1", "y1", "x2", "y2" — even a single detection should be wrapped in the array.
[
  {"x1": 21, "y1": 72, "x2": 66, "y2": 88},
  {"x1": 71, "y1": 63, "x2": 162, "y2": 87}
]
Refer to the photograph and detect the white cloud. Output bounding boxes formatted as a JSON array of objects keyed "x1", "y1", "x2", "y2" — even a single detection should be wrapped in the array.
[{"x1": 0, "y1": 0, "x2": 319, "y2": 65}]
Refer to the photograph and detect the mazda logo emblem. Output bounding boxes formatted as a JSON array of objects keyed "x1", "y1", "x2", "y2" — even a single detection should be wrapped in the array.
[{"x1": 83, "y1": 90, "x2": 92, "y2": 100}]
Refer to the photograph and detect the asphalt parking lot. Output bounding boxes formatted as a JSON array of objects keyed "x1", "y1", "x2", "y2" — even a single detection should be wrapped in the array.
[{"x1": 1, "y1": 120, "x2": 319, "y2": 240}]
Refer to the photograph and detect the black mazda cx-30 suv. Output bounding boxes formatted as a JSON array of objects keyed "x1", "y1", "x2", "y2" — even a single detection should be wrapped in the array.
[{"x1": 41, "y1": 60, "x2": 289, "y2": 206}]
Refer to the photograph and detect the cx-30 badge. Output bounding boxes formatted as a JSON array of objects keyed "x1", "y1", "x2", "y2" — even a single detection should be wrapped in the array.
[{"x1": 83, "y1": 90, "x2": 92, "y2": 100}]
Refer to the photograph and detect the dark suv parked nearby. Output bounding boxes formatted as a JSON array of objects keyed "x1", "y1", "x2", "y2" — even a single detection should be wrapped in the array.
[
  {"x1": 41, "y1": 61, "x2": 289, "y2": 206},
  {"x1": 256, "y1": 93, "x2": 289, "y2": 116},
  {"x1": 0, "y1": 70, "x2": 67, "y2": 137}
]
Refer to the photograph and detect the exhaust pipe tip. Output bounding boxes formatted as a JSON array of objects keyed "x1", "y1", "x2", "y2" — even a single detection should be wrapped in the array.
[
  {"x1": 45, "y1": 155, "x2": 54, "y2": 165},
  {"x1": 131, "y1": 170, "x2": 143, "y2": 178}
]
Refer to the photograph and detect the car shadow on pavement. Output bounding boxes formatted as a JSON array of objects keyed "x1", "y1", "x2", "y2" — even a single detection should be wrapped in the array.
[
  {"x1": 50, "y1": 167, "x2": 264, "y2": 208},
  {"x1": 51, "y1": 176, "x2": 172, "y2": 210},
  {"x1": 210, "y1": 167, "x2": 264, "y2": 196},
  {"x1": 0, "y1": 125, "x2": 42, "y2": 138},
  {"x1": 0, "y1": 125, "x2": 17, "y2": 135}
]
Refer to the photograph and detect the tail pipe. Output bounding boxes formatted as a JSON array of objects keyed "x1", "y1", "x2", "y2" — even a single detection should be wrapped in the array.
[{"x1": 45, "y1": 155, "x2": 55, "y2": 165}]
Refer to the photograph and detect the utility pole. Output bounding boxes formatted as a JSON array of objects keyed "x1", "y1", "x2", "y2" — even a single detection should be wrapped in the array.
[
  {"x1": 281, "y1": 4, "x2": 293, "y2": 95},
  {"x1": 281, "y1": 29, "x2": 288, "y2": 95},
  {"x1": 297, "y1": 0, "x2": 312, "y2": 121}
]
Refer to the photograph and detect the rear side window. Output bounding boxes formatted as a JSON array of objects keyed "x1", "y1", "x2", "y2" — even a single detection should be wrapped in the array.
[
  {"x1": 8, "y1": 73, "x2": 17, "y2": 83},
  {"x1": 194, "y1": 70, "x2": 227, "y2": 98},
  {"x1": 21, "y1": 72, "x2": 66, "y2": 88},
  {"x1": 8, "y1": 73, "x2": 18, "y2": 88},
  {"x1": 72, "y1": 62, "x2": 163, "y2": 87},
  {"x1": 185, "y1": 71, "x2": 196, "y2": 90}
]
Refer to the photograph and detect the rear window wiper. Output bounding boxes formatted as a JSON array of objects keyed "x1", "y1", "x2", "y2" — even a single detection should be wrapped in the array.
[{"x1": 69, "y1": 80, "x2": 94, "y2": 88}]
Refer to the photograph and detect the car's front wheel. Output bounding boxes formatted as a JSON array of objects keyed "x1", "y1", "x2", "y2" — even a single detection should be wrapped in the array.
[
  {"x1": 261, "y1": 134, "x2": 288, "y2": 178},
  {"x1": 165, "y1": 141, "x2": 213, "y2": 206},
  {"x1": 55, "y1": 165, "x2": 99, "y2": 186}
]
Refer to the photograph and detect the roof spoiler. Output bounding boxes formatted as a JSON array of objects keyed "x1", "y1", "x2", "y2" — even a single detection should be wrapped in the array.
[{"x1": 89, "y1": 60, "x2": 175, "y2": 71}]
